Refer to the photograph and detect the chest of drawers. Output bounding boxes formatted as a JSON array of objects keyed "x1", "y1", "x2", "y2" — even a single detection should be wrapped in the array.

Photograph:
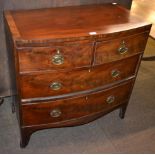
[{"x1": 4, "y1": 4, "x2": 151, "y2": 148}]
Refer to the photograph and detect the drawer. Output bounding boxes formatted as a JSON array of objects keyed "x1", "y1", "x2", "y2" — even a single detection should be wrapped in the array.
[
  {"x1": 94, "y1": 32, "x2": 148, "y2": 65},
  {"x1": 18, "y1": 41, "x2": 93, "y2": 72},
  {"x1": 22, "y1": 80, "x2": 133, "y2": 126},
  {"x1": 20, "y1": 55, "x2": 139, "y2": 99}
]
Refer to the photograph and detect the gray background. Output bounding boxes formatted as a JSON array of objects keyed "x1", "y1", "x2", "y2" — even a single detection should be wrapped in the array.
[{"x1": 0, "y1": 0, "x2": 132, "y2": 97}]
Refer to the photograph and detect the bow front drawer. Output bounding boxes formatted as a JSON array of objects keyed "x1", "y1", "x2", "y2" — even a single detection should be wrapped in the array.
[
  {"x1": 18, "y1": 41, "x2": 93, "y2": 72},
  {"x1": 22, "y1": 80, "x2": 133, "y2": 126},
  {"x1": 20, "y1": 55, "x2": 139, "y2": 99},
  {"x1": 94, "y1": 32, "x2": 148, "y2": 65}
]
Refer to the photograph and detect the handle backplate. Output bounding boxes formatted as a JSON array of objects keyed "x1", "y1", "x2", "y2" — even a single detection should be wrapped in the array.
[
  {"x1": 106, "y1": 95, "x2": 115, "y2": 104},
  {"x1": 50, "y1": 109, "x2": 62, "y2": 118},
  {"x1": 52, "y1": 49, "x2": 64, "y2": 65},
  {"x1": 111, "y1": 70, "x2": 120, "y2": 78},
  {"x1": 50, "y1": 82, "x2": 62, "y2": 91},
  {"x1": 118, "y1": 41, "x2": 128, "y2": 55}
]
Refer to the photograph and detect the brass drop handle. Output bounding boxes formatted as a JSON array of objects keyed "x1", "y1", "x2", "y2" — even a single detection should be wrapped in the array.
[
  {"x1": 52, "y1": 49, "x2": 64, "y2": 65},
  {"x1": 111, "y1": 70, "x2": 120, "y2": 78},
  {"x1": 50, "y1": 82, "x2": 62, "y2": 90},
  {"x1": 50, "y1": 109, "x2": 62, "y2": 118},
  {"x1": 106, "y1": 95, "x2": 115, "y2": 104},
  {"x1": 118, "y1": 40, "x2": 128, "y2": 55}
]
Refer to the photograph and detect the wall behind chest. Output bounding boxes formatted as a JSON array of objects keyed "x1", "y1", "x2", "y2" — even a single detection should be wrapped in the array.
[{"x1": 0, "y1": 0, "x2": 132, "y2": 97}]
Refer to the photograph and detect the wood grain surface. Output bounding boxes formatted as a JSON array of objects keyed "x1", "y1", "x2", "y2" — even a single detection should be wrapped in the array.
[
  {"x1": 20, "y1": 55, "x2": 139, "y2": 99},
  {"x1": 6, "y1": 4, "x2": 147, "y2": 44},
  {"x1": 22, "y1": 80, "x2": 133, "y2": 126},
  {"x1": 0, "y1": 0, "x2": 132, "y2": 97},
  {"x1": 95, "y1": 32, "x2": 149, "y2": 65},
  {"x1": 18, "y1": 41, "x2": 93, "y2": 72},
  {"x1": 4, "y1": 2, "x2": 152, "y2": 148}
]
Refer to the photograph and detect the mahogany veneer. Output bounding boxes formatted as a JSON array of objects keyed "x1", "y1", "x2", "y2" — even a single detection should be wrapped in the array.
[
  {"x1": 20, "y1": 56, "x2": 139, "y2": 99},
  {"x1": 4, "y1": 3, "x2": 151, "y2": 148}
]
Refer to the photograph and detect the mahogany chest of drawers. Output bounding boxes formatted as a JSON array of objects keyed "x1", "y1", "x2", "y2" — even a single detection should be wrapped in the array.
[{"x1": 4, "y1": 4, "x2": 151, "y2": 148}]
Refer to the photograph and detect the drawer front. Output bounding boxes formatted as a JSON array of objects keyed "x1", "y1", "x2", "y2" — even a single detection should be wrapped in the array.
[
  {"x1": 22, "y1": 80, "x2": 133, "y2": 126},
  {"x1": 94, "y1": 32, "x2": 148, "y2": 65},
  {"x1": 20, "y1": 55, "x2": 139, "y2": 99},
  {"x1": 18, "y1": 41, "x2": 93, "y2": 72}
]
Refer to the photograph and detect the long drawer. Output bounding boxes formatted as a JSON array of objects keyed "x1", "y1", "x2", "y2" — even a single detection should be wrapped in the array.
[
  {"x1": 22, "y1": 80, "x2": 134, "y2": 126},
  {"x1": 20, "y1": 55, "x2": 139, "y2": 99}
]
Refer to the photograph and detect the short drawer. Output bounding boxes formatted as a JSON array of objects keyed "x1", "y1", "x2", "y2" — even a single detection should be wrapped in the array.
[
  {"x1": 20, "y1": 55, "x2": 139, "y2": 99},
  {"x1": 94, "y1": 32, "x2": 148, "y2": 65},
  {"x1": 22, "y1": 80, "x2": 133, "y2": 126},
  {"x1": 18, "y1": 41, "x2": 93, "y2": 72}
]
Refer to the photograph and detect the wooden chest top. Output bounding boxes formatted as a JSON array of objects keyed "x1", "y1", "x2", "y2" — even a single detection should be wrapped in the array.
[{"x1": 5, "y1": 4, "x2": 151, "y2": 45}]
